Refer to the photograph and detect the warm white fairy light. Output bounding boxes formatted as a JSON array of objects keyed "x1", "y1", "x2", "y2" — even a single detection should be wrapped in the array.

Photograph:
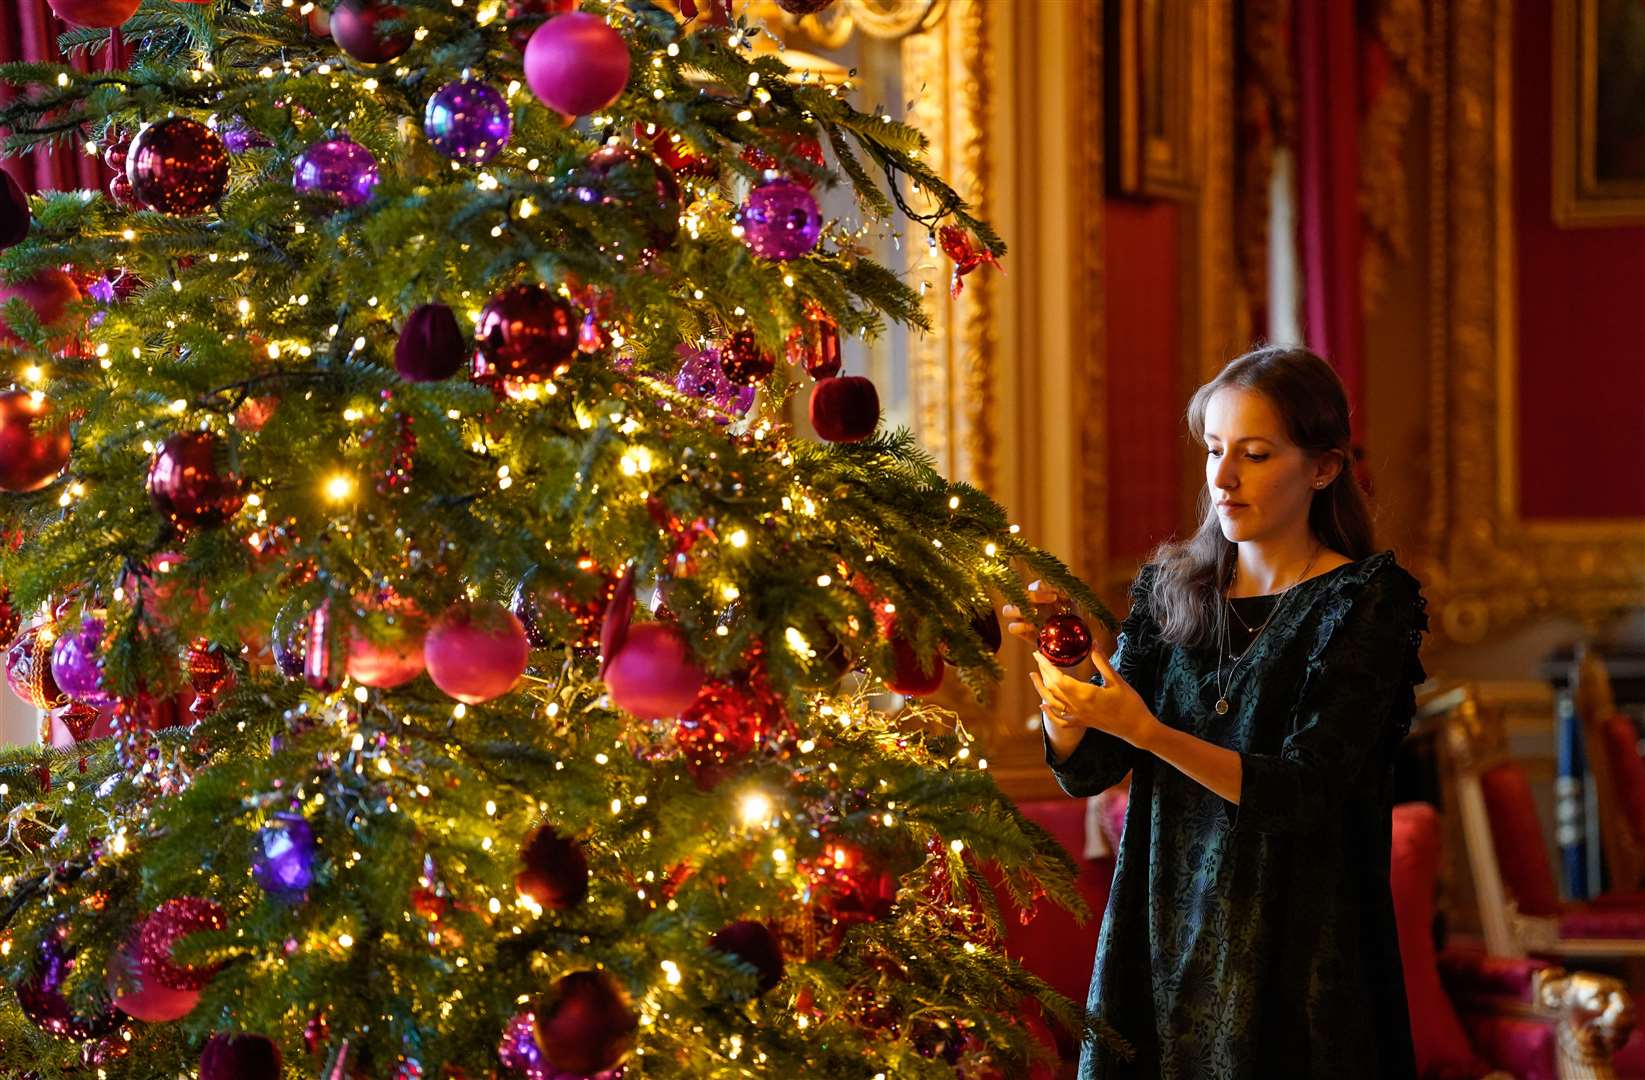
[
  {"x1": 738, "y1": 791, "x2": 772, "y2": 826},
  {"x1": 324, "y1": 472, "x2": 356, "y2": 502}
]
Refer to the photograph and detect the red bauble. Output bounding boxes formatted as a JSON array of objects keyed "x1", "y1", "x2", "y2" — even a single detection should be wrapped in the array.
[
  {"x1": 395, "y1": 302, "x2": 465, "y2": 382},
  {"x1": 0, "y1": 268, "x2": 82, "y2": 349},
  {"x1": 523, "y1": 12, "x2": 631, "y2": 117},
  {"x1": 805, "y1": 841, "x2": 897, "y2": 923},
  {"x1": 0, "y1": 170, "x2": 29, "y2": 250},
  {"x1": 506, "y1": 0, "x2": 579, "y2": 50},
  {"x1": 675, "y1": 677, "x2": 778, "y2": 779},
  {"x1": 107, "y1": 939, "x2": 199, "y2": 1022},
  {"x1": 580, "y1": 144, "x2": 680, "y2": 250},
  {"x1": 147, "y1": 431, "x2": 244, "y2": 529},
  {"x1": 0, "y1": 390, "x2": 70, "y2": 493},
  {"x1": 7, "y1": 626, "x2": 63, "y2": 708},
  {"x1": 709, "y1": 920, "x2": 785, "y2": 995},
  {"x1": 809, "y1": 375, "x2": 880, "y2": 443},
  {"x1": 635, "y1": 123, "x2": 715, "y2": 178},
  {"x1": 200, "y1": 1034, "x2": 282, "y2": 1080},
  {"x1": 423, "y1": 601, "x2": 529, "y2": 704},
  {"x1": 511, "y1": 558, "x2": 617, "y2": 652},
  {"x1": 720, "y1": 329, "x2": 774, "y2": 385},
  {"x1": 126, "y1": 117, "x2": 229, "y2": 216},
  {"x1": 741, "y1": 130, "x2": 826, "y2": 188},
  {"x1": 786, "y1": 304, "x2": 841, "y2": 378},
  {"x1": 345, "y1": 594, "x2": 426, "y2": 689},
  {"x1": 603, "y1": 622, "x2": 703, "y2": 719},
  {"x1": 330, "y1": 0, "x2": 412, "y2": 63},
  {"x1": 46, "y1": 0, "x2": 139, "y2": 28},
  {"x1": 474, "y1": 283, "x2": 578, "y2": 383},
  {"x1": 514, "y1": 824, "x2": 589, "y2": 909},
  {"x1": 1037, "y1": 610, "x2": 1092, "y2": 668},
  {"x1": 886, "y1": 624, "x2": 944, "y2": 696},
  {"x1": 135, "y1": 897, "x2": 227, "y2": 992},
  {"x1": 534, "y1": 970, "x2": 637, "y2": 1076}
]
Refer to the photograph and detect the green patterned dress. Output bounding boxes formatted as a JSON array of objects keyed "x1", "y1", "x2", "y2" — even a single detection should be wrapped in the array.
[{"x1": 1049, "y1": 550, "x2": 1427, "y2": 1079}]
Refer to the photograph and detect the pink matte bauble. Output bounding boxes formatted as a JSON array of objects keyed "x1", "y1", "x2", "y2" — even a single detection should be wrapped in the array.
[
  {"x1": 603, "y1": 622, "x2": 703, "y2": 719},
  {"x1": 0, "y1": 269, "x2": 82, "y2": 348},
  {"x1": 423, "y1": 602, "x2": 529, "y2": 704},
  {"x1": 106, "y1": 942, "x2": 199, "y2": 1023},
  {"x1": 345, "y1": 601, "x2": 426, "y2": 689},
  {"x1": 524, "y1": 13, "x2": 631, "y2": 117},
  {"x1": 47, "y1": 0, "x2": 140, "y2": 28}
]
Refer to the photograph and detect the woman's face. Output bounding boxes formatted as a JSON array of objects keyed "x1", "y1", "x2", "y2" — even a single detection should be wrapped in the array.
[{"x1": 1203, "y1": 387, "x2": 1332, "y2": 544}]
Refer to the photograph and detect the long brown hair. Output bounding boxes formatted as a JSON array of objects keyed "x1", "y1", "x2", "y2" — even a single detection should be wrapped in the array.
[{"x1": 1146, "y1": 345, "x2": 1376, "y2": 648}]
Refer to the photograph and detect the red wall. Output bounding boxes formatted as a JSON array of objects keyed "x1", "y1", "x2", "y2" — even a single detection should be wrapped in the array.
[
  {"x1": 1104, "y1": 199, "x2": 1183, "y2": 561},
  {"x1": 1513, "y1": 0, "x2": 1645, "y2": 520}
]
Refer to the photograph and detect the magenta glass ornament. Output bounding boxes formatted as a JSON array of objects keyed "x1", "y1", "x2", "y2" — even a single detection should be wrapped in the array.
[
  {"x1": 107, "y1": 939, "x2": 200, "y2": 1022},
  {"x1": 603, "y1": 622, "x2": 703, "y2": 719},
  {"x1": 50, "y1": 614, "x2": 112, "y2": 706},
  {"x1": 220, "y1": 118, "x2": 271, "y2": 155},
  {"x1": 424, "y1": 80, "x2": 511, "y2": 163},
  {"x1": 739, "y1": 178, "x2": 821, "y2": 260},
  {"x1": 135, "y1": 896, "x2": 227, "y2": 992},
  {"x1": 147, "y1": 431, "x2": 244, "y2": 530},
  {"x1": 673, "y1": 346, "x2": 754, "y2": 424},
  {"x1": 126, "y1": 117, "x2": 229, "y2": 216},
  {"x1": 253, "y1": 812, "x2": 317, "y2": 896},
  {"x1": 16, "y1": 922, "x2": 120, "y2": 1041},
  {"x1": 499, "y1": 1011, "x2": 549, "y2": 1079},
  {"x1": 523, "y1": 12, "x2": 630, "y2": 116},
  {"x1": 293, "y1": 137, "x2": 379, "y2": 207}
]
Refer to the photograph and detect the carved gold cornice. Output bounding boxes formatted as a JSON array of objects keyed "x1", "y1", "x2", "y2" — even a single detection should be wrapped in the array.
[{"x1": 1359, "y1": 0, "x2": 1427, "y2": 314}]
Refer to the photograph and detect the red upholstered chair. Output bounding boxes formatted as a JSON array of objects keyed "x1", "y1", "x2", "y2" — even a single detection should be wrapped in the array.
[{"x1": 1576, "y1": 648, "x2": 1645, "y2": 897}]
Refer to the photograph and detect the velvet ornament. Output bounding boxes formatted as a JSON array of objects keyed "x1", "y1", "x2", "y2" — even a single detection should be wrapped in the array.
[
  {"x1": 886, "y1": 624, "x2": 944, "y2": 696},
  {"x1": 395, "y1": 303, "x2": 466, "y2": 382},
  {"x1": 423, "y1": 602, "x2": 529, "y2": 703},
  {"x1": 0, "y1": 390, "x2": 70, "y2": 493},
  {"x1": 200, "y1": 1034, "x2": 283, "y2": 1080},
  {"x1": 534, "y1": 970, "x2": 637, "y2": 1076},
  {"x1": 330, "y1": 0, "x2": 412, "y2": 63},
  {"x1": 0, "y1": 171, "x2": 29, "y2": 250},
  {"x1": 514, "y1": 824, "x2": 589, "y2": 910},
  {"x1": 46, "y1": 0, "x2": 140, "y2": 29},
  {"x1": 0, "y1": 268, "x2": 82, "y2": 348},
  {"x1": 709, "y1": 921, "x2": 785, "y2": 994},
  {"x1": 808, "y1": 375, "x2": 880, "y2": 443},
  {"x1": 107, "y1": 940, "x2": 199, "y2": 1022},
  {"x1": 126, "y1": 118, "x2": 229, "y2": 216},
  {"x1": 524, "y1": 13, "x2": 630, "y2": 116},
  {"x1": 603, "y1": 622, "x2": 703, "y2": 719}
]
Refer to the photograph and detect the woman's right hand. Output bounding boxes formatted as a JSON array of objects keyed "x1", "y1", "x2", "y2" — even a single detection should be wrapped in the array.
[{"x1": 1000, "y1": 579, "x2": 1066, "y2": 644}]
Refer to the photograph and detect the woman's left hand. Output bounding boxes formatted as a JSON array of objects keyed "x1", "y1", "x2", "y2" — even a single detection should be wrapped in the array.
[{"x1": 1030, "y1": 648, "x2": 1161, "y2": 750}]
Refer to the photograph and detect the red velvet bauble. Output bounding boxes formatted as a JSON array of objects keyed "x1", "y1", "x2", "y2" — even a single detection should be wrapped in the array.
[
  {"x1": 1036, "y1": 610, "x2": 1092, "y2": 668},
  {"x1": 345, "y1": 595, "x2": 426, "y2": 689},
  {"x1": 107, "y1": 939, "x2": 199, "y2": 1022},
  {"x1": 786, "y1": 304, "x2": 840, "y2": 378},
  {"x1": 505, "y1": 0, "x2": 579, "y2": 50},
  {"x1": 474, "y1": 283, "x2": 578, "y2": 383},
  {"x1": 514, "y1": 824, "x2": 589, "y2": 909},
  {"x1": 720, "y1": 329, "x2": 773, "y2": 386},
  {"x1": 603, "y1": 622, "x2": 703, "y2": 719},
  {"x1": 0, "y1": 268, "x2": 82, "y2": 348},
  {"x1": 200, "y1": 1033, "x2": 282, "y2": 1080},
  {"x1": 330, "y1": 0, "x2": 412, "y2": 63},
  {"x1": 46, "y1": 0, "x2": 139, "y2": 28},
  {"x1": 395, "y1": 302, "x2": 465, "y2": 382},
  {"x1": 126, "y1": 117, "x2": 229, "y2": 216},
  {"x1": 0, "y1": 390, "x2": 70, "y2": 493},
  {"x1": 423, "y1": 601, "x2": 529, "y2": 704},
  {"x1": 709, "y1": 920, "x2": 785, "y2": 995},
  {"x1": 523, "y1": 12, "x2": 630, "y2": 117},
  {"x1": 534, "y1": 970, "x2": 637, "y2": 1076},
  {"x1": 675, "y1": 677, "x2": 777, "y2": 778},
  {"x1": 886, "y1": 624, "x2": 944, "y2": 696},
  {"x1": 7, "y1": 626, "x2": 63, "y2": 708},
  {"x1": 809, "y1": 375, "x2": 880, "y2": 443},
  {"x1": 146, "y1": 431, "x2": 244, "y2": 530},
  {"x1": 0, "y1": 170, "x2": 29, "y2": 250},
  {"x1": 135, "y1": 897, "x2": 227, "y2": 992}
]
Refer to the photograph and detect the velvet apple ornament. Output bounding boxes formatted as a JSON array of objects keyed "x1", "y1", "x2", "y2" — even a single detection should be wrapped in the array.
[
  {"x1": 147, "y1": 431, "x2": 244, "y2": 529},
  {"x1": 200, "y1": 1034, "x2": 282, "y2": 1080},
  {"x1": 809, "y1": 375, "x2": 880, "y2": 443},
  {"x1": 126, "y1": 118, "x2": 229, "y2": 216},
  {"x1": 709, "y1": 920, "x2": 785, "y2": 995},
  {"x1": 345, "y1": 594, "x2": 426, "y2": 689},
  {"x1": 395, "y1": 302, "x2": 466, "y2": 382},
  {"x1": 534, "y1": 970, "x2": 637, "y2": 1076},
  {"x1": 330, "y1": 0, "x2": 412, "y2": 63},
  {"x1": 0, "y1": 170, "x2": 29, "y2": 250},
  {"x1": 603, "y1": 622, "x2": 702, "y2": 719},
  {"x1": 0, "y1": 390, "x2": 70, "y2": 492},
  {"x1": 46, "y1": 0, "x2": 139, "y2": 29},
  {"x1": 0, "y1": 268, "x2": 82, "y2": 348},
  {"x1": 423, "y1": 601, "x2": 529, "y2": 704},
  {"x1": 107, "y1": 938, "x2": 199, "y2": 1023},
  {"x1": 524, "y1": 12, "x2": 630, "y2": 116},
  {"x1": 514, "y1": 824, "x2": 589, "y2": 910}
]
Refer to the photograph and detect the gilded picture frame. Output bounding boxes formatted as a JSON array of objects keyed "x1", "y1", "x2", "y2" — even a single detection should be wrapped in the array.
[
  {"x1": 1551, "y1": 0, "x2": 1645, "y2": 227},
  {"x1": 1107, "y1": 0, "x2": 1207, "y2": 200}
]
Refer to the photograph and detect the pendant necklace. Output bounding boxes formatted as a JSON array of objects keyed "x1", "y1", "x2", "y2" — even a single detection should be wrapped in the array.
[{"x1": 1213, "y1": 545, "x2": 1320, "y2": 716}]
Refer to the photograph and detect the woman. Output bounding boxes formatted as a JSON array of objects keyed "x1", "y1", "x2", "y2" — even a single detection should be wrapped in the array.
[{"x1": 1004, "y1": 346, "x2": 1427, "y2": 1078}]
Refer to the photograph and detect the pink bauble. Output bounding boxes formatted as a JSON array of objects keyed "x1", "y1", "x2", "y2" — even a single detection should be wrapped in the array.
[
  {"x1": 106, "y1": 941, "x2": 199, "y2": 1023},
  {"x1": 423, "y1": 602, "x2": 529, "y2": 704},
  {"x1": 524, "y1": 13, "x2": 630, "y2": 117},
  {"x1": 47, "y1": 0, "x2": 140, "y2": 28},
  {"x1": 603, "y1": 623, "x2": 703, "y2": 719},
  {"x1": 345, "y1": 597, "x2": 426, "y2": 689}
]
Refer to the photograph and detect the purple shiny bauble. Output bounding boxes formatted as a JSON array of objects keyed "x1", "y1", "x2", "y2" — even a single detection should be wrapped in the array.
[
  {"x1": 252, "y1": 812, "x2": 317, "y2": 896},
  {"x1": 672, "y1": 346, "x2": 754, "y2": 424},
  {"x1": 739, "y1": 178, "x2": 821, "y2": 260},
  {"x1": 219, "y1": 119, "x2": 271, "y2": 155},
  {"x1": 423, "y1": 80, "x2": 512, "y2": 164},
  {"x1": 293, "y1": 137, "x2": 379, "y2": 207},
  {"x1": 16, "y1": 922, "x2": 120, "y2": 1041},
  {"x1": 50, "y1": 615, "x2": 111, "y2": 706}
]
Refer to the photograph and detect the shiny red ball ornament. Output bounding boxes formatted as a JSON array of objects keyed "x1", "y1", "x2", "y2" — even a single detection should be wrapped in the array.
[
  {"x1": 804, "y1": 841, "x2": 897, "y2": 923},
  {"x1": 514, "y1": 824, "x2": 589, "y2": 909},
  {"x1": 675, "y1": 677, "x2": 778, "y2": 781},
  {"x1": 635, "y1": 123, "x2": 715, "y2": 178},
  {"x1": 512, "y1": 557, "x2": 617, "y2": 653},
  {"x1": 423, "y1": 601, "x2": 529, "y2": 704},
  {"x1": 0, "y1": 269, "x2": 82, "y2": 349},
  {"x1": 146, "y1": 431, "x2": 244, "y2": 529},
  {"x1": 809, "y1": 375, "x2": 880, "y2": 443},
  {"x1": 330, "y1": 0, "x2": 413, "y2": 63},
  {"x1": 534, "y1": 970, "x2": 638, "y2": 1076},
  {"x1": 126, "y1": 117, "x2": 229, "y2": 216},
  {"x1": 346, "y1": 595, "x2": 426, "y2": 689},
  {"x1": 886, "y1": 622, "x2": 944, "y2": 696},
  {"x1": 46, "y1": 0, "x2": 139, "y2": 28},
  {"x1": 200, "y1": 1033, "x2": 282, "y2": 1080},
  {"x1": 786, "y1": 303, "x2": 840, "y2": 378},
  {"x1": 7, "y1": 626, "x2": 63, "y2": 708},
  {"x1": 720, "y1": 329, "x2": 774, "y2": 386},
  {"x1": 741, "y1": 130, "x2": 826, "y2": 188},
  {"x1": 0, "y1": 390, "x2": 70, "y2": 493},
  {"x1": 709, "y1": 920, "x2": 785, "y2": 994},
  {"x1": 0, "y1": 170, "x2": 29, "y2": 250},
  {"x1": 135, "y1": 897, "x2": 227, "y2": 992},
  {"x1": 474, "y1": 283, "x2": 578, "y2": 383},
  {"x1": 1037, "y1": 610, "x2": 1093, "y2": 668}
]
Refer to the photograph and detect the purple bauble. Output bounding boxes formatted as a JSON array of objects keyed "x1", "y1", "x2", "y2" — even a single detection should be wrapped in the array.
[
  {"x1": 739, "y1": 178, "x2": 821, "y2": 260},
  {"x1": 50, "y1": 615, "x2": 111, "y2": 706},
  {"x1": 523, "y1": 12, "x2": 630, "y2": 117},
  {"x1": 219, "y1": 118, "x2": 271, "y2": 155},
  {"x1": 672, "y1": 346, "x2": 754, "y2": 424},
  {"x1": 423, "y1": 80, "x2": 512, "y2": 163},
  {"x1": 293, "y1": 137, "x2": 379, "y2": 207},
  {"x1": 499, "y1": 1011, "x2": 549, "y2": 1078},
  {"x1": 16, "y1": 922, "x2": 120, "y2": 1041},
  {"x1": 252, "y1": 812, "x2": 317, "y2": 896}
]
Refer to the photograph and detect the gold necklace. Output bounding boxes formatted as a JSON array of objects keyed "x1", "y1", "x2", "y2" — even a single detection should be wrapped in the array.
[{"x1": 1213, "y1": 546, "x2": 1320, "y2": 716}]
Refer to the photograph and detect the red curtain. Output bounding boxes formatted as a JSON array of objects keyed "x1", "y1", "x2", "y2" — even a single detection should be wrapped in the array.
[{"x1": 0, "y1": 3, "x2": 117, "y2": 194}]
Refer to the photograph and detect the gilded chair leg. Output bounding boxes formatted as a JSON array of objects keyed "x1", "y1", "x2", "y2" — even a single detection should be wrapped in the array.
[{"x1": 1534, "y1": 967, "x2": 1637, "y2": 1080}]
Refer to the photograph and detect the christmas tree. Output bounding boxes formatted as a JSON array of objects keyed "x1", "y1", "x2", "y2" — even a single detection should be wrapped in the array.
[{"x1": 0, "y1": 1, "x2": 1119, "y2": 1076}]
